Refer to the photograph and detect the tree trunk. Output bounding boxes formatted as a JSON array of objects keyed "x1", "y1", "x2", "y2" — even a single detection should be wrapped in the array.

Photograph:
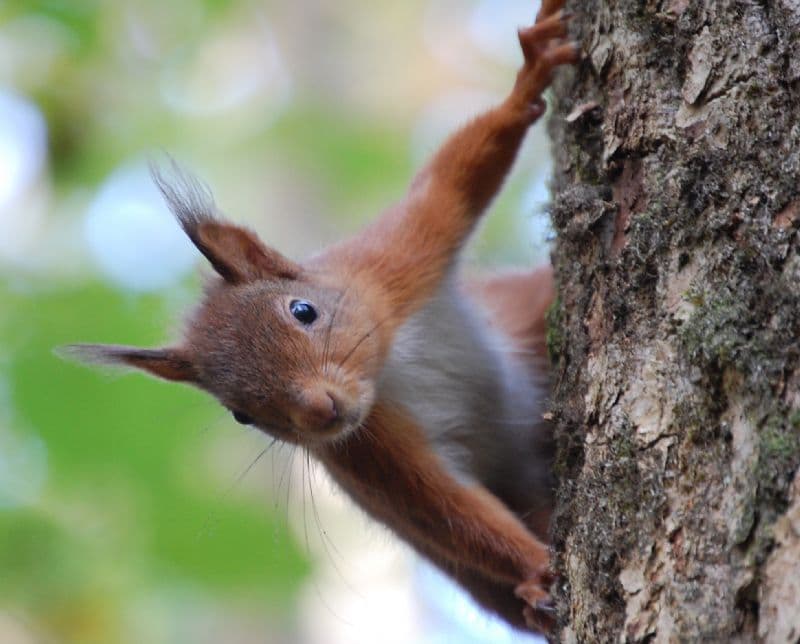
[{"x1": 546, "y1": 1, "x2": 800, "y2": 641}]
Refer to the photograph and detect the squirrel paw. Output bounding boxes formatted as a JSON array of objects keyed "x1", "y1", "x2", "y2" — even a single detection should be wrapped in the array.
[
  {"x1": 512, "y1": 1, "x2": 580, "y2": 116},
  {"x1": 515, "y1": 576, "x2": 556, "y2": 633}
]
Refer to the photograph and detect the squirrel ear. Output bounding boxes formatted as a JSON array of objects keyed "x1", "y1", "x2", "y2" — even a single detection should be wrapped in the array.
[
  {"x1": 58, "y1": 344, "x2": 198, "y2": 383},
  {"x1": 185, "y1": 219, "x2": 301, "y2": 283},
  {"x1": 151, "y1": 162, "x2": 301, "y2": 284}
]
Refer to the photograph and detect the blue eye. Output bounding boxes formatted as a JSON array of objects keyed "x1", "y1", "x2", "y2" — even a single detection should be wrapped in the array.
[{"x1": 290, "y1": 299, "x2": 318, "y2": 325}]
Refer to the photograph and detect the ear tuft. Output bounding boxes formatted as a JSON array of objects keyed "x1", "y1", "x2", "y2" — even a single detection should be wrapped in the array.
[
  {"x1": 150, "y1": 159, "x2": 302, "y2": 283},
  {"x1": 149, "y1": 160, "x2": 229, "y2": 276},
  {"x1": 57, "y1": 344, "x2": 197, "y2": 383}
]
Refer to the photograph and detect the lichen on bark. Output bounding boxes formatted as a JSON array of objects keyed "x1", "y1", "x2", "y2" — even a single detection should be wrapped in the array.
[{"x1": 545, "y1": 0, "x2": 800, "y2": 640}]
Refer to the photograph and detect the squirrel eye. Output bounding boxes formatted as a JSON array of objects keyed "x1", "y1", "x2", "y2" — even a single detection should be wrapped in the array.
[
  {"x1": 232, "y1": 410, "x2": 254, "y2": 425},
  {"x1": 290, "y1": 299, "x2": 318, "y2": 325}
]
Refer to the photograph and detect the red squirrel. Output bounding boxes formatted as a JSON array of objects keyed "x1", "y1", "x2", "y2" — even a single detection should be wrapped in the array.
[{"x1": 68, "y1": 2, "x2": 577, "y2": 633}]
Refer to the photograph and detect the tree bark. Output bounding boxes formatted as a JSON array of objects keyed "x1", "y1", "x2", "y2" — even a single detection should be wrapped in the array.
[{"x1": 546, "y1": 1, "x2": 800, "y2": 641}]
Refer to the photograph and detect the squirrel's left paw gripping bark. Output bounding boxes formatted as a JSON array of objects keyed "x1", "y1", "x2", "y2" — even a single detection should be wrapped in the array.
[{"x1": 511, "y1": 5, "x2": 579, "y2": 121}]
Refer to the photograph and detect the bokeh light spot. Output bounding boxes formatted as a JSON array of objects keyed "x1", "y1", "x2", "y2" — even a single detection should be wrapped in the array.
[{"x1": 84, "y1": 161, "x2": 197, "y2": 292}]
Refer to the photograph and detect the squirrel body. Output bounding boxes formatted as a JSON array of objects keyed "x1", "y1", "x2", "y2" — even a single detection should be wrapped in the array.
[
  {"x1": 69, "y1": 2, "x2": 577, "y2": 633},
  {"x1": 316, "y1": 267, "x2": 556, "y2": 630},
  {"x1": 379, "y1": 269, "x2": 555, "y2": 528}
]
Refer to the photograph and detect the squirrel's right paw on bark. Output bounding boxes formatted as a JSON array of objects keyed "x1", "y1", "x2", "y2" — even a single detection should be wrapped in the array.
[{"x1": 515, "y1": 575, "x2": 556, "y2": 633}]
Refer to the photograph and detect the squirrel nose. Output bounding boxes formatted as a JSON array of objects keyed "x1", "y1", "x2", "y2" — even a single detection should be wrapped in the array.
[
  {"x1": 318, "y1": 392, "x2": 339, "y2": 425},
  {"x1": 293, "y1": 389, "x2": 340, "y2": 432}
]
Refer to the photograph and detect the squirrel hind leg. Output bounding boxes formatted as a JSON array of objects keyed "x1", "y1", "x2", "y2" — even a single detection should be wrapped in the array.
[{"x1": 466, "y1": 265, "x2": 555, "y2": 367}]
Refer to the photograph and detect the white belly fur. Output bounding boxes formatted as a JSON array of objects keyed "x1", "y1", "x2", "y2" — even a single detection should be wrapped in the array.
[{"x1": 377, "y1": 276, "x2": 547, "y2": 489}]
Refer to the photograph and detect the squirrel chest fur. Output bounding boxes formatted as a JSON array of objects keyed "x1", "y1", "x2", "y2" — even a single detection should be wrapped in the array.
[{"x1": 378, "y1": 276, "x2": 550, "y2": 503}]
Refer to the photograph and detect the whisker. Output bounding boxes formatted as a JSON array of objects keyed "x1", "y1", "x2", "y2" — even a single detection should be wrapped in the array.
[
  {"x1": 306, "y1": 450, "x2": 359, "y2": 594},
  {"x1": 229, "y1": 440, "x2": 276, "y2": 494},
  {"x1": 301, "y1": 447, "x2": 311, "y2": 555},
  {"x1": 197, "y1": 435, "x2": 278, "y2": 541},
  {"x1": 306, "y1": 450, "x2": 330, "y2": 550},
  {"x1": 309, "y1": 574, "x2": 356, "y2": 628},
  {"x1": 338, "y1": 312, "x2": 394, "y2": 370},
  {"x1": 284, "y1": 445, "x2": 297, "y2": 527},
  {"x1": 323, "y1": 283, "x2": 351, "y2": 371},
  {"x1": 358, "y1": 423, "x2": 379, "y2": 444},
  {"x1": 276, "y1": 443, "x2": 293, "y2": 516},
  {"x1": 306, "y1": 453, "x2": 353, "y2": 568}
]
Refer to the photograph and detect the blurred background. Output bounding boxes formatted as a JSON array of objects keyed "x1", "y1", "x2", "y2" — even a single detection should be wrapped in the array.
[{"x1": 0, "y1": 1, "x2": 553, "y2": 642}]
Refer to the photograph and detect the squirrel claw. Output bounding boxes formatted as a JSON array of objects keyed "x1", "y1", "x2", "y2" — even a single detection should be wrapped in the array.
[
  {"x1": 522, "y1": 604, "x2": 556, "y2": 632},
  {"x1": 515, "y1": 578, "x2": 550, "y2": 605},
  {"x1": 515, "y1": 578, "x2": 556, "y2": 633},
  {"x1": 543, "y1": 41, "x2": 581, "y2": 67},
  {"x1": 513, "y1": 5, "x2": 579, "y2": 113},
  {"x1": 518, "y1": 12, "x2": 569, "y2": 54},
  {"x1": 535, "y1": 597, "x2": 556, "y2": 614}
]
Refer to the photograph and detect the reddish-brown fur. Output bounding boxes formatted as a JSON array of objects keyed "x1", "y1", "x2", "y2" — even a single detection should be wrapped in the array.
[
  {"x1": 67, "y1": 3, "x2": 577, "y2": 633},
  {"x1": 319, "y1": 402, "x2": 553, "y2": 630},
  {"x1": 474, "y1": 266, "x2": 555, "y2": 364}
]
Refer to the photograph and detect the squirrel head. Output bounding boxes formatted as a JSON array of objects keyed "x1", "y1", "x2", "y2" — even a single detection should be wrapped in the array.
[{"x1": 66, "y1": 167, "x2": 388, "y2": 447}]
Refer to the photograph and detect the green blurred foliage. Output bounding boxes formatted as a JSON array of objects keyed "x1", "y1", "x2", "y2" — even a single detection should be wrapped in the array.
[
  {"x1": 0, "y1": 0, "x2": 548, "y2": 641},
  {"x1": 0, "y1": 1, "x2": 418, "y2": 637},
  {"x1": 0, "y1": 281, "x2": 310, "y2": 642}
]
